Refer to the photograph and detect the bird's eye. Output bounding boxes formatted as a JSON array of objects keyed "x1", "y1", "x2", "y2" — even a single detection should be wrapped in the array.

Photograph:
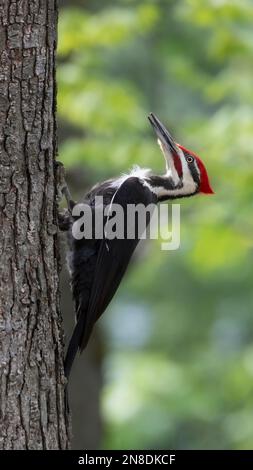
[{"x1": 186, "y1": 156, "x2": 194, "y2": 163}]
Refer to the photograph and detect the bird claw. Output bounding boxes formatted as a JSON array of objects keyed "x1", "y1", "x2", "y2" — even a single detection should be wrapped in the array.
[
  {"x1": 55, "y1": 161, "x2": 66, "y2": 198},
  {"x1": 55, "y1": 161, "x2": 76, "y2": 212}
]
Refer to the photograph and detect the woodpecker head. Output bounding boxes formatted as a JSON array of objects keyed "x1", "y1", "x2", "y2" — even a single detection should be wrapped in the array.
[{"x1": 148, "y1": 112, "x2": 214, "y2": 198}]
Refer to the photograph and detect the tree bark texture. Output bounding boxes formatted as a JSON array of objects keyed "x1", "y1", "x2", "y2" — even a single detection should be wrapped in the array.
[{"x1": 0, "y1": 0, "x2": 70, "y2": 449}]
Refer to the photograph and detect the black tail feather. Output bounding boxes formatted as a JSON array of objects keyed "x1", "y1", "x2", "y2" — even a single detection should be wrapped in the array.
[
  {"x1": 63, "y1": 321, "x2": 84, "y2": 415},
  {"x1": 64, "y1": 319, "x2": 83, "y2": 379},
  {"x1": 64, "y1": 302, "x2": 92, "y2": 380}
]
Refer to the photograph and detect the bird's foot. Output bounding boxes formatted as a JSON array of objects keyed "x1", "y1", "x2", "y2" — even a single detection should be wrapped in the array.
[{"x1": 55, "y1": 161, "x2": 75, "y2": 212}]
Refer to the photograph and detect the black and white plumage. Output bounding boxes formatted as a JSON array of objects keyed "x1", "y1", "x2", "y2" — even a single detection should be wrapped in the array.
[{"x1": 61, "y1": 113, "x2": 213, "y2": 380}]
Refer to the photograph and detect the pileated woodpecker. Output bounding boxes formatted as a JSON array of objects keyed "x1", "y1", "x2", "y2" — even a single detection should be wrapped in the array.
[{"x1": 61, "y1": 113, "x2": 213, "y2": 379}]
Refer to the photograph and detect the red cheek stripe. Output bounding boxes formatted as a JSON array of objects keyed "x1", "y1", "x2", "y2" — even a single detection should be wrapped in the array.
[{"x1": 172, "y1": 152, "x2": 183, "y2": 177}]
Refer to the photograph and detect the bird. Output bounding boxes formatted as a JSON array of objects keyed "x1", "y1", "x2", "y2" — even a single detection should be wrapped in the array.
[{"x1": 60, "y1": 112, "x2": 214, "y2": 380}]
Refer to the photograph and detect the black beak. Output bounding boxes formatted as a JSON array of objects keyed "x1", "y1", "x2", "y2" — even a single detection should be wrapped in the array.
[{"x1": 148, "y1": 112, "x2": 178, "y2": 154}]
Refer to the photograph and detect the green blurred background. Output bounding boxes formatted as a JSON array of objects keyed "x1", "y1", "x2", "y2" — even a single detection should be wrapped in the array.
[{"x1": 58, "y1": 0, "x2": 253, "y2": 449}]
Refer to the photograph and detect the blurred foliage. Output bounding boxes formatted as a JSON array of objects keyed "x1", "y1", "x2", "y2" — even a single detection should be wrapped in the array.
[{"x1": 58, "y1": 0, "x2": 253, "y2": 450}]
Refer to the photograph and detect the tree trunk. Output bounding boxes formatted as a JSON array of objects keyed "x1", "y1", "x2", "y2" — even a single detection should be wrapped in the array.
[{"x1": 0, "y1": 0, "x2": 70, "y2": 449}]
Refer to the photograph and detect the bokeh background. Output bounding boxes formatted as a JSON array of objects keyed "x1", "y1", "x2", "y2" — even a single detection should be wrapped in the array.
[{"x1": 58, "y1": 0, "x2": 253, "y2": 449}]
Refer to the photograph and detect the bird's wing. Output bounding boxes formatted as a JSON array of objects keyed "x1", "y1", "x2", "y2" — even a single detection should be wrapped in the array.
[{"x1": 79, "y1": 176, "x2": 156, "y2": 351}]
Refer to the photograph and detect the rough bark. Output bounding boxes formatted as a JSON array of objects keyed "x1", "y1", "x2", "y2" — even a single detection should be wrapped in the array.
[{"x1": 0, "y1": 0, "x2": 70, "y2": 449}]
